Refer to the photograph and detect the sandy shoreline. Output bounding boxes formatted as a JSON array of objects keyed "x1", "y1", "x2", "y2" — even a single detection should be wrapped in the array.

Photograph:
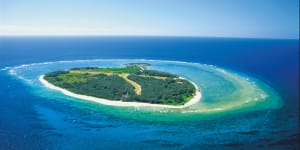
[{"x1": 39, "y1": 75, "x2": 201, "y2": 109}]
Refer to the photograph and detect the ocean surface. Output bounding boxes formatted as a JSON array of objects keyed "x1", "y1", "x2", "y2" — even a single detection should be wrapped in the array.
[{"x1": 0, "y1": 36, "x2": 298, "y2": 149}]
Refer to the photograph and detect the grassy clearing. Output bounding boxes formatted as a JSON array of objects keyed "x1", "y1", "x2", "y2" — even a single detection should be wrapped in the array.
[
  {"x1": 69, "y1": 70, "x2": 113, "y2": 76},
  {"x1": 94, "y1": 66, "x2": 141, "y2": 73},
  {"x1": 137, "y1": 75, "x2": 168, "y2": 80}
]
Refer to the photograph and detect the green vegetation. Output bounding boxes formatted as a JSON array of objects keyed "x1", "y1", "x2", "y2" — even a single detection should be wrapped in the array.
[
  {"x1": 45, "y1": 73, "x2": 136, "y2": 100},
  {"x1": 71, "y1": 66, "x2": 141, "y2": 73},
  {"x1": 44, "y1": 65, "x2": 196, "y2": 106},
  {"x1": 136, "y1": 70, "x2": 178, "y2": 78},
  {"x1": 128, "y1": 75, "x2": 195, "y2": 105}
]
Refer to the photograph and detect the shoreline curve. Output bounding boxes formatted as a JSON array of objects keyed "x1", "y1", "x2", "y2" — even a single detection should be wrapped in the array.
[{"x1": 39, "y1": 75, "x2": 201, "y2": 109}]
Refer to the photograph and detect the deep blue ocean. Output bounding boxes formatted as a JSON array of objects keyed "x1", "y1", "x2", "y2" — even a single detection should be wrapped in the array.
[{"x1": 0, "y1": 36, "x2": 298, "y2": 149}]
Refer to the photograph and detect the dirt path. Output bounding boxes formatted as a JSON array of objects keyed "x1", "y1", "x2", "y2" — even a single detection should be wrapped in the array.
[{"x1": 118, "y1": 73, "x2": 142, "y2": 95}]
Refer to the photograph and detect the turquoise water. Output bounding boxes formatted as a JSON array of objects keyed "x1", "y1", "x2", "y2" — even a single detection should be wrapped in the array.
[{"x1": 6, "y1": 59, "x2": 282, "y2": 122}]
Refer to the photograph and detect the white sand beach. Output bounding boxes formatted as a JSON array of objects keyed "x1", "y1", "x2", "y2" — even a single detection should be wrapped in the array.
[{"x1": 39, "y1": 75, "x2": 201, "y2": 109}]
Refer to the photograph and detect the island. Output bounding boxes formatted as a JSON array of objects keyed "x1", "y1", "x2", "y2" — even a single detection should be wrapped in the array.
[{"x1": 39, "y1": 64, "x2": 201, "y2": 108}]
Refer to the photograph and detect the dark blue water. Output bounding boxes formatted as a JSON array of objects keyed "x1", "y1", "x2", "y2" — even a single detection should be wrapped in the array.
[{"x1": 0, "y1": 36, "x2": 298, "y2": 149}]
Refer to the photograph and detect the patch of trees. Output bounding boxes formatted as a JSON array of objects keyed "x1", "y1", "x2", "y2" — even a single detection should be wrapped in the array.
[
  {"x1": 45, "y1": 73, "x2": 136, "y2": 100},
  {"x1": 45, "y1": 71, "x2": 69, "y2": 77},
  {"x1": 128, "y1": 75, "x2": 195, "y2": 105},
  {"x1": 136, "y1": 70, "x2": 178, "y2": 78},
  {"x1": 70, "y1": 67, "x2": 98, "y2": 70}
]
